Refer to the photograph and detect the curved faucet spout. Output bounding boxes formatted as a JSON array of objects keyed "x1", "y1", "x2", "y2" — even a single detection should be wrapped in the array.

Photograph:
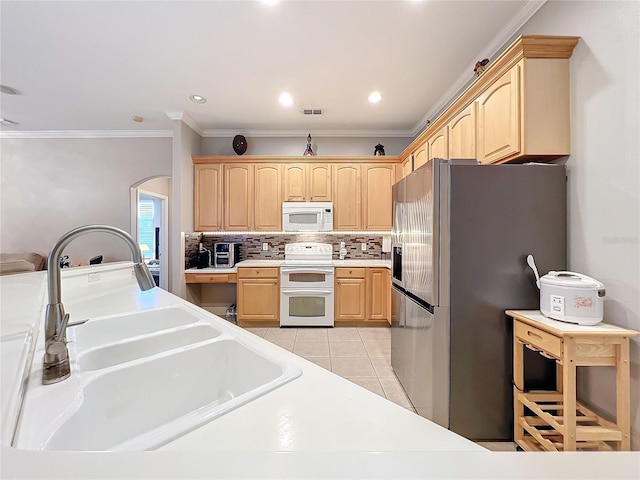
[{"x1": 43, "y1": 224, "x2": 156, "y2": 384}]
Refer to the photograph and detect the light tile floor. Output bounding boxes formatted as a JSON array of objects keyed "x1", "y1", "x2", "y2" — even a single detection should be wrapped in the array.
[
  {"x1": 244, "y1": 326, "x2": 517, "y2": 452},
  {"x1": 244, "y1": 326, "x2": 416, "y2": 413}
]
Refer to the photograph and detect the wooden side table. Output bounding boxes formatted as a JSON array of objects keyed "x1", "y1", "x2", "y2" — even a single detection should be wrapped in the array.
[{"x1": 507, "y1": 310, "x2": 638, "y2": 451}]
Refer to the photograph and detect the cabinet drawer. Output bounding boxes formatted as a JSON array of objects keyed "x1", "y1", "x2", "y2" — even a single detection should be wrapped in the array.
[
  {"x1": 514, "y1": 320, "x2": 563, "y2": 358},
  {"x1": 335, "y1": 267, "x2": 366, "y2": 279},
  {"x1": 185, "y1": 273, "x2": 237, "y2": 284},
  {"x1": 237, "y1": 267, "x2": 279, "y2": 279}
]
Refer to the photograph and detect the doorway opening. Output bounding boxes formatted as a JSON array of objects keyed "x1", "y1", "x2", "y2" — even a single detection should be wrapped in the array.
[{"x1": 130, "y1": 177, "x2": 170, "y2": 290}]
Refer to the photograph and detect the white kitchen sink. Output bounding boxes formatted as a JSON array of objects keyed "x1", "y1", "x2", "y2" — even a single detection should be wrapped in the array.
[
  {"x1": 78, "y1": 324, "x2": 220, "y2": 371},
  {"x1": 16, "y1": 305, "x2": 302, "y2": 451},
  {"x1": 69, "y1": 306, "x2": 201, "y2": 350}
]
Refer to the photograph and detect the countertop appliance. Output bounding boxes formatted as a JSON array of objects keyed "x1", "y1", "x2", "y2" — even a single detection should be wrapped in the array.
[
  {"x1": 214, "y1": 243, "x2": 240, "y2": 268},
  {"x1": 391, "y1": 159, "x2": 566, "y2": 441},
  {"x1": 196, "y1": 243, "x2": 211, "y2": 269},
  {"x1": 280, "y1": 242, "x2": 335, "y2": 327},
  {"x1": 283, "y1": 202, "x2": 333, "y2": 232},
  {"x1": 539, "y1": 271, "x2": 605, "y2": 325}
]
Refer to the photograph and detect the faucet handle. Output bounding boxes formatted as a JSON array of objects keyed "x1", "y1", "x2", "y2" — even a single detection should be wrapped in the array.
[{"x1": 54, "y1": 313, "x2": 70, "y2": 342}]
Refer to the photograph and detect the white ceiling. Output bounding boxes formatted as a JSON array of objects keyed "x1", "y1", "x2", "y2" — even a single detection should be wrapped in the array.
[{"x1": 0, "y1": 0, "x2": 541, "y2": 137}]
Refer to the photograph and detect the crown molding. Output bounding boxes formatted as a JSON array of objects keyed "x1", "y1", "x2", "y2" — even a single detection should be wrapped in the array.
[
  {"x1": 0, "y1": 130, "x2": 172, "y2": 139},
  {"x1": 165, "y1": 112, "x2": 204, "y2": 136},
  {"x1": 201, "y1": 128, "x2": 414, "y2": 138},
  {"x1": 411, "y1": 0, "x2": 547, "y2": 136}
]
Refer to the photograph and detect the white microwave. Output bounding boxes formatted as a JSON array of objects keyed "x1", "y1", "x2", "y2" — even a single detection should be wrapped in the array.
[{"x1": 282, "y1": 202, "x2": 333, "y2": 232}]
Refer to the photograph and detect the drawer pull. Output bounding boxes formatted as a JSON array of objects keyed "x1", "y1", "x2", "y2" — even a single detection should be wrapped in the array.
[
  {"x1": 527, "y1": 330, "x2": 543, "y2": 341},
  {"x1": 349, "y1": 270, "x2": 353, "y2": 274}
]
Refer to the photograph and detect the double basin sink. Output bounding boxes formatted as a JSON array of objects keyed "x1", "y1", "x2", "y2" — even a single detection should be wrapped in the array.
[{"x1": 16, "y1": 305, "x2": 301, "y2": 451}]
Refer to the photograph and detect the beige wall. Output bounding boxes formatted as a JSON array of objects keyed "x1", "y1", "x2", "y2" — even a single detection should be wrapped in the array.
[
  {"x1": 201, "y1": 136, "x2": 412, "y2": 157},
  {"x1": 519, "y1": 0, "x2": 640, "y2": 449},
  {"x1": 0, "y1": 137, "x2": 172, "y2": 265}
]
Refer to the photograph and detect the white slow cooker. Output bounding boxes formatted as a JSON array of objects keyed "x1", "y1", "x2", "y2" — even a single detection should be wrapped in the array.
[{"x1": 539, "y1": 271, "x2": 606, "y2": 325}]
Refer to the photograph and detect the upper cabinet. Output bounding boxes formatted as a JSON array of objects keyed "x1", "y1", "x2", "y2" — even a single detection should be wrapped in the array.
[
  {"x1": 448, "y1": 103, "x2": 477, "y2": 159},
  {"x1": 412, "y1": 142, "x2": 428, "y2": 171},
  {"x1": 254, "y1": 164, "x2": 282, "y2": 231},
  {"x1": 398, "y1": 35, "x2": 579, "y2": 166},
  {"x1": 194, "y1": 164, "x2": 222, "y2": 231},
  {"x1": 363, "y1": 164, "x2": 395, "y2": 230},
  {"x1": 476, "y1": 64, "x2": 521, "y2": 164},
  {"x1": 333, "y1": 165, "x2": 362, "y2": 230},
  {"x1": 427, "y1": 125, "x2": 449, "y2": 161},
  {"x1": 283, "y1": 164, "x2": 331, "y2": 202},
  {"x1": 224, "y1": 164, "x2": 253, "y2": 231}
]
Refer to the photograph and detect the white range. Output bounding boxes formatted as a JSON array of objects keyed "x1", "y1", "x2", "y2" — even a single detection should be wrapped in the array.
[{"x1": 280, "y1": 242, "x2": 334, "y2": 327}]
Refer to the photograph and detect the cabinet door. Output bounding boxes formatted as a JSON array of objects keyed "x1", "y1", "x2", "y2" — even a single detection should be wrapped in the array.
[
  {"x1": 308, "y1": 164, "x2": 332, "y2": 201},
  {"x1": 333, "y1": 165, "x2": 362, "y2": 230},
  {"x1": 448, "y1": 103, "x2": 477, "y2": 159},
  {"x1": 402, "y1": 156, "x2": 413, "y2": 178},
  {"x1": 237, "y1": 278, "x2": 279, "y2": 323},
  {"x1": 224, "y1": 164, "x2": 253, "y2": 231},
  {"x1": 477, "y1": 64, "x2": 521, "y2": 164},
  {"x1": 254, "y1": 164, "x2": 282, "y2": 231},
  {"x1": 283, "y1": 164, "x2": 307, "y2": 201},
  {"x1": 412, "y1": 143, "x2": 428, "y2": 170},
  {"x1": 366, "y1": 268, "x2": 390, "y2": 323},
  {"x1": 335, "y1": 278, "x2": 366, "y2": 321},
  {"x1": 427, "y1": 125, "x2": 449, "y2": 161},
  {"x1": 194, "y1": 164, "x2": 222, "y2": 231},
  {"x1": 363, "y1": 164, "x2": 394, "y2": 230}
]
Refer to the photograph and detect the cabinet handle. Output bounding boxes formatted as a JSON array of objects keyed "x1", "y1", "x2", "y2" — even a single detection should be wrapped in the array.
[
  {"x1": 349, "y1": 270, "x2": 353, "y2": 274},
  {"x1": 256, "y1": 270, "x2": 260, "y2": 274},
  {"x1": 527, "y1": 330, "x2": 543, "y2": 341}
]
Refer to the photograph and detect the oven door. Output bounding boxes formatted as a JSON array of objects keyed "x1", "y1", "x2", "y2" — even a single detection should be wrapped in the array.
[
  {"x1": 280, "y1": 288, "x2": 334, "y2": 327},
  {"x1": 281, "y1": 266, "x2": 334, "y2": 289}
]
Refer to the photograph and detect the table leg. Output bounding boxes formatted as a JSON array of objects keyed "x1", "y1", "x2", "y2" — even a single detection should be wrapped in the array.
[
  {"x1": 563, "y1": 337, "x2": 576, "y2": 451},
  {"x1": 616, "y1": 338, "x2": 631, "y2": 450},
  {"x1": 514, "y1": 336, "x2": 524, "y2": 445}
]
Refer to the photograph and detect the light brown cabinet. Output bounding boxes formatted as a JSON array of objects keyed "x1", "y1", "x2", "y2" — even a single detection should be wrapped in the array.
[
  {"x1": 237, "y1": 267, "x2": 280, "y2": 327},
  {"x1": 427, "y1": 125, "x2": 449, "y2": 161},
  {"x1": 335, "y1": 267, "x2": 391, "y2": 326},
  {"x1": 412, "y1": 142, "x2": 428, "y2": 171},
  {"x1": 194, "y1": 164, "x2": 223, "y2": 231},
  {"x1": 401, "y1": 156, "x2": 412, "y2": 179},
  {"x1": 335, "y1": 268, "x2": 366, "y2": 323},
  {"x1": 476, "y1": 64, "x2": 521, "y2": 164},
  {"x1": 397, "y1": 36, "x2": 578, "y2": 167},
  {"x1": 366, "y1": 268, "x2": 390, "y2": 325},
  {"x1": 333, "y1": 165, "x2": 362, "y2": 230},
  {"x1": 254, "y1": 164, "x2": 282, "y2": 230},
  {"x1": 448, "y1": 103, "x2": 477, "y2": 159},
  {"x1": 363, "y1": 164, "x2": 395, "y2": 230},
  {"x1": 224, "y1": 164, "x2": 253, "y2": 231},
  {"x1": 283, "y1": 164, "x2": 331, "y2": 202}
]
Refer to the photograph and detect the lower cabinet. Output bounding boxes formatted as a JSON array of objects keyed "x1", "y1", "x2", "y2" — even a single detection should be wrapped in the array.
[
  {"x1": 237, "y1": 267, "x2": 280, "y2": 327},
  {"x1": 335, "y1": 267, "x2": 390, "y2": 326}
]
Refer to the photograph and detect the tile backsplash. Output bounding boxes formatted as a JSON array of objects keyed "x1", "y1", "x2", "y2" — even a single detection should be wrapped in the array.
[{"x1": 185, "y1": 233, "x2": 389, "y2": 269}]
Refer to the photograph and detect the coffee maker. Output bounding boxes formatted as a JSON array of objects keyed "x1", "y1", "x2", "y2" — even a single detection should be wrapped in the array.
[{"x1": 196, "y1": 243, "x2": 211, "y2": 269}]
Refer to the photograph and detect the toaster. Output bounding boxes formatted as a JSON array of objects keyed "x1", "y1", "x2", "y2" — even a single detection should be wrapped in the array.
[{"x1": 539, "y1": 271, "x2": 606, "y2": 325}]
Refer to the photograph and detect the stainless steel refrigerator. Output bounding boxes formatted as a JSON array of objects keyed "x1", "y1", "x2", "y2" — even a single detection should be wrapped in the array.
[{"x1": 391, "y1": 159, "x2": 566, "y2": 441}]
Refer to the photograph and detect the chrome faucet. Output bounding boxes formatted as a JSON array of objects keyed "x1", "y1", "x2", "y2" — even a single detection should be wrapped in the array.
[{"x1": 42, "y1": 225, "x2": 156, "y2": 385}]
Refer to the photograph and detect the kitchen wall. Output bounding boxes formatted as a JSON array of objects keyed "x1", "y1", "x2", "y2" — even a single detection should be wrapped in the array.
[
  {"x1": 0, "y1": 137, "x2": 172, "y2": 265},
  {"x1": 185, "y1": 233, "x2": 389, "y2": 269},
  {"x1": 200, "y1": 136, "x2": 412, "y2": 156},
  {"x1": 518, "y1": 0, "x2": 640, "y2": 449}
]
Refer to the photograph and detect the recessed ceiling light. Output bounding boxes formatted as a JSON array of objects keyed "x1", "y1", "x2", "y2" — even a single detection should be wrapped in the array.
[
  {"x1": 279, "y1": 92, "x2": 294, "y2": 107},
  {"x1": 189, "y1": 94, "x2": 207, "y2": 104},
  {"x1": 0, "y1": 117, "x2": 19, "y2": 125},
  {"x1": 368, "y1": 91, "x2": 382, "y2": 103},
  {"x1": 132, "y1": 115, "x2": 144, "y2": 123},
  {"x1": 262, "y1": 0, "x2": 279, "y2": 5},
  {"x1": 1, "y1": 85, "x2": 20, "y2": 95}
]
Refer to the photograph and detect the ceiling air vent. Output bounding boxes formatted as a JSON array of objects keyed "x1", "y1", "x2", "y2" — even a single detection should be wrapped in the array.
[{"x1": 302, "y1": 109, "x2": 323, "y2": 116}]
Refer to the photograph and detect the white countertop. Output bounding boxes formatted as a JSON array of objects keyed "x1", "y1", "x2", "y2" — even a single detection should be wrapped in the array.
[
  {"x1": 2, "y1": 263, "x2": 638, "y2": 479},
  {"x1": 185, "y1": 258, "x2": 390, "y2": 274}
]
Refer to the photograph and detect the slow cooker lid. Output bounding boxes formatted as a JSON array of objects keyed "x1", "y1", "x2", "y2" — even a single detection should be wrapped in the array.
[{"x1": 540, "y1": 271, "x2": 604, "y2": 289}]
